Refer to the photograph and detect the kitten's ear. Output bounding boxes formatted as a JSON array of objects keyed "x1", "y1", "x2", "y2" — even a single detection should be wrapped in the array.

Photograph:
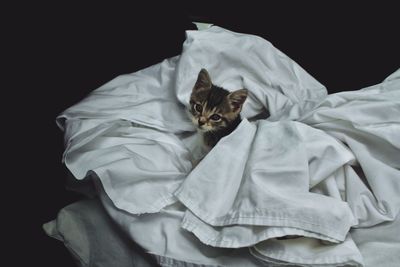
[
  {"x1": 193, "y1": 69, "x2": 212, "y2": 91},
  {"x1": 228, "y1": 89, "x2": 248, "y2": 112}
]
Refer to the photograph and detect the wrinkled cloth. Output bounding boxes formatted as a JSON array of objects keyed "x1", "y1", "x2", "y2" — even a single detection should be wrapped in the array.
[
  {"x1": 53, "y1": 26, "x2": 400, "y2": 266},
  {"x1": 43, "y1": 198, "x2": 159, "y2": 267}
]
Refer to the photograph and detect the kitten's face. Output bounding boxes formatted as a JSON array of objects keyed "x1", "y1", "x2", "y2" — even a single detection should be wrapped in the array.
[{"x1": 189, "y1": 69, "x2": 247, "y2": 132}]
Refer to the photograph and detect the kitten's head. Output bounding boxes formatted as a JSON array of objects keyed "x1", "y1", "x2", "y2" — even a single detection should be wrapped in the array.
[{"x1": 189, "y1": 69, "x2": 248, "y2": 132}]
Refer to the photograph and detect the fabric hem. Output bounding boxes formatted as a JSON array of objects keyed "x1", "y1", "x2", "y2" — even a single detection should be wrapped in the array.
[
  {"x1": 181, "y1": 212, "x2": 339, "y2": 248},
  {"x1": 175, "y1": 191, "x2": 348, "y2": 242},
  {"x1": 250, "y1": 246, "x2": 363, "y2": 267}
]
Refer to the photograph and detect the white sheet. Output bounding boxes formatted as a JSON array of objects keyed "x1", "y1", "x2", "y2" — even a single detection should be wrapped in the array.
[{"x1": 55, "y1": 26, "x2": 400, "y2": 266}]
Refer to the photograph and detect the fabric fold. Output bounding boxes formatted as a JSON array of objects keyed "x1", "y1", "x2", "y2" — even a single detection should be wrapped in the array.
[
  {"x1": 175, "y1": 120, "x2": 357, "y2": 248},
  {"x1": 53, "y1": 26, "x2": 400, "y2": 266},
  {"x1": 299, "y1": 73, "x2": 400, "y2": 226}
]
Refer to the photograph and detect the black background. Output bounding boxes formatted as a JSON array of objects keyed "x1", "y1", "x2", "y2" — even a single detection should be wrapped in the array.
[{"x1": 6, "y1": 2, "x2": 399, "y2": 266}]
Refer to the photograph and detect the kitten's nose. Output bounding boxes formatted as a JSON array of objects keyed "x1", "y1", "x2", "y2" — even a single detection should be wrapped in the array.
[{"x1": 198, "y1": 117, "x2": 206, "y2": 126}]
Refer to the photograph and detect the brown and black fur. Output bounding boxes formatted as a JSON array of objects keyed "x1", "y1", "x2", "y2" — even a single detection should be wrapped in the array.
[{"x1": 188, "y1": 69, "x2": 248, "y2": 149}]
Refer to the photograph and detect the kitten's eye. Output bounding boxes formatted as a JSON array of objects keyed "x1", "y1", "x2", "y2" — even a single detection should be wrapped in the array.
[
  {"x1": 210, "y1": 114, "x2": 221, "y2": 121},
  {"x1": 194, "y1": 103, "x2": 202, "y2": 113}
]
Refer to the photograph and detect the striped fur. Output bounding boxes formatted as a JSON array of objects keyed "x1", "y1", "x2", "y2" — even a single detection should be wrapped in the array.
[{"x1": 189, "y1": 69, "x2": 247, "y2": 148}]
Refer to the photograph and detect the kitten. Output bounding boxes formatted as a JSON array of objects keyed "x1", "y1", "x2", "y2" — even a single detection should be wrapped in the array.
[{"x1": 188, "y1": 68, "x2": 248, "y2": 149}]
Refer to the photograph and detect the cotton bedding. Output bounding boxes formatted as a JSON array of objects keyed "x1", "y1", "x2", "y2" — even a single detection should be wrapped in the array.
[{"x1": 44, "y1": 26, "x2": 400, "y2": 266}]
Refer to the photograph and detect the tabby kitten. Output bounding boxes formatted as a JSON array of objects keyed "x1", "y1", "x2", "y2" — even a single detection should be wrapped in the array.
[{"x1": 189, "y1": 69, "x2": 248, "y2": 149}]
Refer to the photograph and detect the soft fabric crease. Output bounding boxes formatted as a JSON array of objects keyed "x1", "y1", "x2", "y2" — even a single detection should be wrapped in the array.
[{"x1": 45, "y1": 26, "x2": 400, "y2": 267}]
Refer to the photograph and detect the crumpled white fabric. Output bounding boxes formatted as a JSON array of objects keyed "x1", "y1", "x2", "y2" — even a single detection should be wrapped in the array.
[
  {"x1": 176, "y1": 120, "x2": 356, "y2": 246},
  {"x1": 56, "y1": 26, "x2": 400, "y2": 266}
]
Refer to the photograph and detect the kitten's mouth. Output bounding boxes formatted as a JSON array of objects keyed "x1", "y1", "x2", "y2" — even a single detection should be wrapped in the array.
[{"x1": 197, "y1": 126, "x2": 211, "y2": 132}]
